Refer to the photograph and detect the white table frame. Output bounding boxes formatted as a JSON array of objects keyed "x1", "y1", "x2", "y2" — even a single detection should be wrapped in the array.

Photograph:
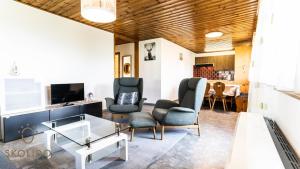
[{"x1": 44, "y1": 121, "x2": 128, "y2": 169}]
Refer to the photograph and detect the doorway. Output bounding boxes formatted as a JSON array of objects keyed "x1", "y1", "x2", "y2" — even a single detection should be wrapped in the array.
[{"x1": 114, "y1": 52, "x2": 120, "y2": 78}]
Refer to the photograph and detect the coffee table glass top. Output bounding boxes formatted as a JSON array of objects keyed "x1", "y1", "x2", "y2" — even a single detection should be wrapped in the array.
[{"x1": 42, "y1": 114, "x2": 129, "y2": 146}]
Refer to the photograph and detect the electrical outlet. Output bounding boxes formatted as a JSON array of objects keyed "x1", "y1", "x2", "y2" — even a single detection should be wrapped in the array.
[
  {"x1": 258, "y1": 102, "x2": 268, "y2": 111},
  {"x1": 259, "y1": 102, "x2": 264, "y2": 109},
  {"x1": 263, "y1": 103, "x2": 268, "y2": 110}
]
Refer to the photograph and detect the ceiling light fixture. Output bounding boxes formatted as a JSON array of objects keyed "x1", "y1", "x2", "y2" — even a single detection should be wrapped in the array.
[
  {"x1": 81, "y1": 0, "x2": 116, "y2": 23},
  {"x1": 205, "y1": 32, "x2": 224, "y2": 38}
]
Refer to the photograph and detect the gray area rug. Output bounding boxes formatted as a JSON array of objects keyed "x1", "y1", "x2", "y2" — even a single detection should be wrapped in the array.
[
  {"x1": 0, "y1": 128, "x2": 187, "y2": 169},
  {"x1": 0, "y1": 106, "x2": 238, "y2": 169},
  {"x1": 100, "y1": 129, "x2": 188, "y2": 169}
]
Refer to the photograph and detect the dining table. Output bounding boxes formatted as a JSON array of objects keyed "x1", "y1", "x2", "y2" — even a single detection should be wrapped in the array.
[{"x1": 208, "y1": 84, "x2": 241, "y2": 97}]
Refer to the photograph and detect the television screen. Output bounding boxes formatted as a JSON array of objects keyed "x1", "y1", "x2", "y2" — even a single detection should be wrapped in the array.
[{"x1": 51, "y1": 83, "x2": 84, "y2": 104}]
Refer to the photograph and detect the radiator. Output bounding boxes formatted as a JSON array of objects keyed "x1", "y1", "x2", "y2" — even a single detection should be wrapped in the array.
[
  {"x1": 265, "y1": 118, "x2": 300, "y2": 169},
  {"x1": 226, "y1": 113, "x2": 300, "y2": 169}
]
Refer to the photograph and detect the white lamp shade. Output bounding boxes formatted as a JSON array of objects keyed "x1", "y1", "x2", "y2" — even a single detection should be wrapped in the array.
[{"x1": 81, "y1": 0, "x2": 116, "y2": 23}]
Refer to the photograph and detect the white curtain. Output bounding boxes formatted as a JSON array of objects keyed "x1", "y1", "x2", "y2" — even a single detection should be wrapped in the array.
[{"x1": 250, "y1": 0, "x2": 300, "y2": 91}]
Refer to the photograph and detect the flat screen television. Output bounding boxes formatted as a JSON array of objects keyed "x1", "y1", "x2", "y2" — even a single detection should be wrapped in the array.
[{"x1": 51, "y1": 83, "x2": 84, "y2": 105}]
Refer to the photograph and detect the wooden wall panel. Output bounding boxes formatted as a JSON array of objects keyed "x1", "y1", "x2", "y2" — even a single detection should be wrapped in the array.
[
  {"x1": 234, "y1": 44, "x2": 252, "y2": 93},
  {"x1": 134, "y1": 42, "x2": 139, "y2": 77},
  {"x1": 195, "y1": 55, "x2": 235, "y2": 70},
  {"x1": 114, "y1": 52, "x2": 120, "y2": 78}
]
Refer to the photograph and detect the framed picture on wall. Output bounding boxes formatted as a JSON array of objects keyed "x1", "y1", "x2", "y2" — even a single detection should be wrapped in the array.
[
  {"x1": 122, "y1": 55, "x2": 132, "y2": 77},
  {"x1": 144, "y1": 42, "x2": 156, "y2": 61}
]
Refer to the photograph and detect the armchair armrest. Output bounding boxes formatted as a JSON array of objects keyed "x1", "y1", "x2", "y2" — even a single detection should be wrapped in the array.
[
  {"x1": 105, "y1": 97, "x2": 115, "y2": 109},
  {"x1": 154, "y1": 100, "x2": 179, "y2": 109},
  {"x1": 169, "y1": 107, "x2": 195, "y2": 113},
  {"x1": 138, "y1": 98, "x2": 147, "y2": 111}
]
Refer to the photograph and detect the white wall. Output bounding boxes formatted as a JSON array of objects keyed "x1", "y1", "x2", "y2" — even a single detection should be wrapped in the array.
[
  {"x1": 139, "y1": 38, "x2": 195, "y2": 103},
  {"x1": 115, "y1": 43, "x2": 135, "y2": 77},
  {"x1": 248, "y1": 84, "x2": 300, "y2": 156},
  {"x1": 248, "y1": 0, "x2": 300, "y2": 156},
  {"x1": 161, "y1": 38, "x2": 195, "y2": 100},
  {"x1": 139, "y1": 38, "x2": 162, "y2": 103},
  {"x1": 0, "y1": 1, "x2": 114, "y2": 109}
]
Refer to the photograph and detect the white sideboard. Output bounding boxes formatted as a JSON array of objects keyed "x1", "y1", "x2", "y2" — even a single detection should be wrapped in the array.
[{"x1": 0, "y1": 77, "x2": 45, "y2": 115}]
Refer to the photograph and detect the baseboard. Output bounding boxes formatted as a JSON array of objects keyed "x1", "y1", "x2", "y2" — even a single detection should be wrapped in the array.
[
  {"x1": 144, "y1": 103, "x2": 155, "y2": 106},
  {"x1": 144, "y1": 100, "x2": 178, "y2": 106}
]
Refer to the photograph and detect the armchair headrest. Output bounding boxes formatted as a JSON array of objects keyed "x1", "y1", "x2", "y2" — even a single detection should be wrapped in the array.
[
  {"x1": 179, "y1": 77, "x2": 207, "y2": 111},
  {"x1": 187, "y1": 78, "x2": 200, "y2": 90},
  {"x1": 119, "y1": 78, "x2": 140, "y2": 87}
]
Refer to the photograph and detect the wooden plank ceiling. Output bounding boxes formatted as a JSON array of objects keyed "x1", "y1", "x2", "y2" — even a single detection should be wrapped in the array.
[{"x1": 16, "y1": 0, "x2": 258, "y2": 53}]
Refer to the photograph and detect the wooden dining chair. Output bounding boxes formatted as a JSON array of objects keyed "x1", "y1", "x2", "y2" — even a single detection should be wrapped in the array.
[
  {"x1": 226, "y1": 96, "x2": 234, "y2": 111},
  {"x1": 211, "y1": 82, "x2": 227, "y2": 111},
  {"x1": 204, "y1": 83, "x2": 212, "y2": 109}
]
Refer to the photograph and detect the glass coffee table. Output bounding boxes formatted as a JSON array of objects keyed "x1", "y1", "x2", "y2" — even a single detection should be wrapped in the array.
[{"x1": 42, "y1": 114, "x2": 129, "y2": 169}]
